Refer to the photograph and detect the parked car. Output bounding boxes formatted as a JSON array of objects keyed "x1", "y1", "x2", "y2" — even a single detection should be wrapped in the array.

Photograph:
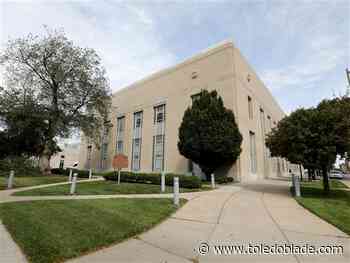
[{"x1": 329, "y1": 170, "x2": 344, "y2": 179}]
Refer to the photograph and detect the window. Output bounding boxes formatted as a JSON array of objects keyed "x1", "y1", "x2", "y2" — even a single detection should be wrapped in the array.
[
  {"x1": 132, "y1": 138, "x2": 141, "y2": 171},
  {"x1": 153, "y1": 135, "x2": 164, "y2": 171},
  {"x1": 117, "y1": 116, "x2": 125, "y2": 133},
  {"x1": 103, "y1": 127, "x2": 109, "y2": 138},
  {"x1": 132, "y1": 111, "x2": 143, "y2": 171},
  {"x1": 134, "y1": 112, "x2": 142, "y2": 128},
  {"x1": 248, "y1": 96, "x2": 253, "y2": 119},
  {"x1": 87, "y1": 145, "x2": 92, "y2": 160},
  {"x1": 154, "y1": 104, "x2": 165, "y2": 124},
  {"x1": 116, "y1": 141, "x2": 123, "y2": 154},
  {"x1": 59, "y1": 160, "x2": 64, "y2": 169},
  {"x1": 249, "y1": 131, "x2": 257, "y2": 174},
  {"x1": 102, "y1": 143, "x2": 108, "y2": 160},
  {"x1": 267, "y1": 115, "x2": 271, "y2": 132},
  {"x1": 116, "y1": 116, "x2": 125, "y2": 154},
  {"x1": 153, "y1": 104, "x2": 166, "y2": 171},
  {"x1": 259, "y1": 108, "x2": 265, "y2": 135}
]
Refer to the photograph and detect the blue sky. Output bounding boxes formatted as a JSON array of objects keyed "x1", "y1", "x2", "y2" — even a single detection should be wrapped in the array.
[{"x1": 1, "y1": 0, "x2": 349, "y2": 113}]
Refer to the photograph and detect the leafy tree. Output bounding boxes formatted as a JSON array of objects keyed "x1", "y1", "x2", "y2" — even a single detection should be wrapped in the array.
[
  {"x1": 178, "y1": 90, "x2": 242, "y2": 180},
  {"x1": 0, "y1": 28, "x2": 111, "y2": 175},
  {"x1": 266, "y1": 108, "x2": 312, "y2": 167},
  {"x1": 315, "y1": 96, "x2": 350, "y2": 191},
  {"x1": 266, "y1": 96, "x2": 350, "y2": 193},
  {"x1": 0, "y1": 90, "x2": 59, "y2": 159}
]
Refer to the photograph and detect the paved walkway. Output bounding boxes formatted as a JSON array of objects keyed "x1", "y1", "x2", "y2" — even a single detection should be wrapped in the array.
[{"x1": 1, "y1": 179, "x2": 349, "y2": 262}]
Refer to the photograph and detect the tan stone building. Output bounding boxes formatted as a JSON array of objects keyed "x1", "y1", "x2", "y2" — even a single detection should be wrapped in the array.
[{"x1": 79, "y1": 41, "x2": 289, "y2": 181}]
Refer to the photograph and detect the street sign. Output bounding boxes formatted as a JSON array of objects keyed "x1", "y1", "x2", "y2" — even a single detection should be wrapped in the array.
[
  {"x1": 112, "y1": 154, "x2": 128, "y2": 170},
  {"x1": 112, "y1": 154, "x2": 128, "y2": 185}
]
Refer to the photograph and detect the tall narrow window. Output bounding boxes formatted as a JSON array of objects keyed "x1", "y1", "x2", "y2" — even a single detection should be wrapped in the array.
[
  {"x1": 267, "y1": 115, "x2": 272, "y2": 131},
  {"x1": 87, "y1": 145, "x2": 92, "y2": 161},
  {"x1": 153, "y1": 104, "x2": 165, "y2": 171},
  {"x1": 100, "y1": 126, "x2": 109, "y2": 170},
  {"x1": 132, "y1": 111, "x2": 143, "y2": 171},
  {"x1": 260, "y1": 108, "x2": 268, "y2": 176},
  {"x1": 102, "y1": 143, "x2": 108, "y2": 160},
  {"x1": 249, "y1": 131, "x2": 257, "y2": 174},
  {"x1": 259, "y1": 109, "x2": 265, "y2": 136},
  {"x1": 116, "y1": 116, "x2": 125, "y2": 154},
  {"x1": 248, "y1": 96, "x2": 253, "y2": 119}
]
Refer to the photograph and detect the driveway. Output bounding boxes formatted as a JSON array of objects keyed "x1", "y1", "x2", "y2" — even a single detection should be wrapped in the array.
[{"x1": 68, "y1": 179, "x2": 349, "y2": 263}]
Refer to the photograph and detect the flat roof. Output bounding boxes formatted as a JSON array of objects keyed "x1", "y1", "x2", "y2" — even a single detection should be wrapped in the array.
[{"x1": 112, "y1": 40, "x2": 235, "y2": 96}]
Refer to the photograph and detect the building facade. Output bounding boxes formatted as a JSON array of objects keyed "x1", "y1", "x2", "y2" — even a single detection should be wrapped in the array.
[
  {"x1": 51, "y1": 143, "x2": 80, "y2": 169},
  {"x1": 79, "y1": 41, "x2": 289, "y2": 181}
]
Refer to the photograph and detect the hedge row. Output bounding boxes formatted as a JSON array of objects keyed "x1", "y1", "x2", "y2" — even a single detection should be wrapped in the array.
[
  {"x1": 215, "y1": 176, "x2": 234, "y2": 184},
  {"x1": 51, "y1": 168, "x2": 90, "y2": 178},
  {"x1": 103, "y1": 171, "x2": 202, "y2": 189}
]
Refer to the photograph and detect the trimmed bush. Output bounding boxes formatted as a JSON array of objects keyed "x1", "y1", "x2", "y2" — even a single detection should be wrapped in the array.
[
  {"x1": 0, "y1": 157, "x2": 40, "y2": 177},
  {"x1": 215, "y1": 176, "x2": 234, "y2": 184},
  {"x1": 51, "y1": 168, "x2": 90, "y2": 178},
  {"x1": 103, "y1": 171, "x2": 201, "y2": 189}
]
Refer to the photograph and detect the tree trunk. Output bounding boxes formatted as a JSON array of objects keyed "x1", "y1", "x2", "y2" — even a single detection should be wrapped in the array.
[
  {"x1": 321, "y1": 166, "x2": 330, "y2": 194},
  {"x1": 308, "y1": 168, "x2": 313, "y2": 181},
  {"x1": 299, "y1": 165, "x2": 303, "y2": 182},
  {"x1": 39, "y1": 144, "x2": 52, "y2": 176},
  {"x1": 311, "y1": 169, "x2": 316, "y2": 180}
]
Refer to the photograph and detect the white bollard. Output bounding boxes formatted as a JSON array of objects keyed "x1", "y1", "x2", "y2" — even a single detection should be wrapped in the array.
[
  {"x1": 7, "y1": 170, "x2": 14, "y2": 189},
  {"x1": 68, "y1": 169, "x2": 73, "y2": 182},
  {"x1": 89, "y1": 169, "x2": 92, "y2": 180},
  {"x1": 117, "y1": 169, "x2": 121, "y2": 185},
  {"x1": 294, "y1": 175, "x2": 301, "y2": 197},
  {"x1": 70, "y1": 173, "x2": 78, "y2": 195},
  {"x1": 161, "y1": 171, "x2": 166, "y2": 192},
  {"x1": 211, "y1": 173, "x2": 215, "y2": 189},
  {"x1": 173, "y1": 177, "x2": 179, "y2": 206}
]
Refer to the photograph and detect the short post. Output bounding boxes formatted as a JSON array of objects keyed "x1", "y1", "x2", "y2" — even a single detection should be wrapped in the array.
[
  {"x1": 89, "y1": 168, "x2": 92, "y2": 180},
  {"x1": 211, "y1": 173, "x2": 215, "y2": 189},
  {"x1": 7, "y1": 170, "x2": 14, "y2": 189},
  {"x1": 117, "y1": 169, "x2": 121, "y2": 185},
  {"x1": 161, "y1": 171, "x2": 166, "y2": 192},
  {"x1": 70, "y1": 173, "x2": 78, "y2": 195},
  {"x1": 294, "y1": 175, "x2": 301, "y2": 197},
  {"x1": 68, "y1": 169, "x2": 73, "y2": 182},
  {"x1": 173, "y1": 177, "x2": 179, "y2": 206},
  {"x1": 291, "y1": 173, "x2": 296, "y2": 189}
]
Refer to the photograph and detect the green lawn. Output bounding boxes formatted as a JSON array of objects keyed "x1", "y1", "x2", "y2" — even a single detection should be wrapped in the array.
[
  {"x1": 14, "y1": 181, "x2": 208, "y2": 196},
  {"x1": 0, "y1": 198, "x2": 182, "y2": 263},
  {"x1": 0, "y1": 176, "x2": 71, "y2": 190},
  {"x1": 301, "y1": 179, "x2": 349, "y2": 189},
  {"x1": 295, "y1": 180, "x2": 350, "y2": 235}
]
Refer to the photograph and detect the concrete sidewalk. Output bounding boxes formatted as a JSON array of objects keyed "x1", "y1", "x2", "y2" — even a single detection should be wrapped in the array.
[
  {"x1": 1, "y1": 179, "x2": 349, "y2": 263},
  {"x1": 68, "y1": 180, "x2": 349, "y2": 263}
]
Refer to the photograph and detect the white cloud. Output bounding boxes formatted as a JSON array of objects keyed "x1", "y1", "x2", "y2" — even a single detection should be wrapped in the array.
[
  {"x1": 260, "y1": 36, "x2": 345, "y2": 91},
  {"x1": 1, "y1": 1, "x2": 176, "y2": 92}
]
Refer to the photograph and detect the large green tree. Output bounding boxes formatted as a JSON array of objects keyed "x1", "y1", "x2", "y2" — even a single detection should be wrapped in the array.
[
  {"x1": 0, "y1": 92, "x2": 55, "y2": 159},
  {"x1": 0, "y1": 28, "x2": 111, "y2": 175},
  {"x1": 178, "y1": 90, "x2": 242, "y2": 180},
  {"x1": 266, "y1": 96, "x2": 350, "y2": 193}
]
